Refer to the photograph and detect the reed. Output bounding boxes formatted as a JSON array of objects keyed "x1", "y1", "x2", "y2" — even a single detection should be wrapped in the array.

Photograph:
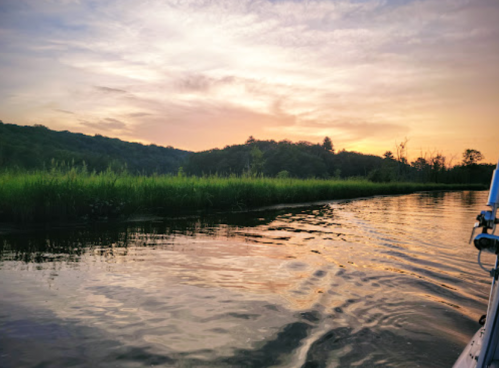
[{"x1": 0, "y1": 169, "x2": 486, "y2": 223}]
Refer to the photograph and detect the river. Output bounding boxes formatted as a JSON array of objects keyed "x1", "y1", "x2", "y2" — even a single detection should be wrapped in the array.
[{"x1": 0, "y1": 191, "x2": 493, "y2": 368}]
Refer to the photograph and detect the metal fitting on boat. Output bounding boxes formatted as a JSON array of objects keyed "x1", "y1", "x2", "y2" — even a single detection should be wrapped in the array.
[{"x1": 474, "y1": 233, "x2": 499, "y2": 254}]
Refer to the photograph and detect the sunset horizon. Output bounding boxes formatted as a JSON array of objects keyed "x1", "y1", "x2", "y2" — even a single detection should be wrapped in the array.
[
  {"x1": 1, "y1": 0, "x2": 498, "y2": 162},
  {"x1": 2, "y1": 119, "x2": 497, "y2": 167}
]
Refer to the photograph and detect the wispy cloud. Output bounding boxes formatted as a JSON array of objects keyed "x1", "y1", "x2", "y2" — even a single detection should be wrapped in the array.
[
  {"x1": 79, "y1": 117, "x2": 127, "y2": 132},
  {"x1": 54, "y1": 109, "x2": 74, "y2": 115},
  {"x1": 94, "y1": 86, "x2": 128, "y2": 94},
  {"x1": 0, "y1": 0, "x2": 498, "y2": 158}
]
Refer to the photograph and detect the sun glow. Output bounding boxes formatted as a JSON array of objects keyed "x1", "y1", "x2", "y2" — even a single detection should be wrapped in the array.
[{"x1": 0, "y1": 0, "x2": 498, "y2": 158}]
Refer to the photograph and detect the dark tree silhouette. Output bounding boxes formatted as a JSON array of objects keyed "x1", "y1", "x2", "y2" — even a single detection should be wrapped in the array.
[
  {"x1": 383, "y1": 151, "x2": 394, "y2": 160},
  {"x1": 250, "y1": 146, "x2": 265, "y2": 176},
  {"x1": 1, "y1": 121, "x2": 494, "y2": 185},
  {"x1": 322, "y1": 137, "x2": 334, "y2": 153},
  {"x1": 0, "y1": 121, "x2": 189, "y2": 174},
  {"x1": 462, "y1": 149, "x2": 484, "y2": 166}
]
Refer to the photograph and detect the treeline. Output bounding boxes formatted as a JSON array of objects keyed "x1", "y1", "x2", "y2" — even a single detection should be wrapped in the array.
[
  {"x1": 0, "y1": 122, "x2": 494, "y2": 185},
  {"x1": 184, "y1": 136, "x2": 384, "y2": 179},
  {"x1": 0, "y1": 121, "x2": 190, "y2": 174},
  {"x1": 369, "y1": 147, "x2": 494, "y2": 184},
  {"x1": 184, "y1": 137, "x2": 494, "y2": 185}
]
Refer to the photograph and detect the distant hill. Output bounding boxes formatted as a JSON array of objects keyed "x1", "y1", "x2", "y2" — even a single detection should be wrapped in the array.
[
  {"x1": 0, "y1": 122, "x2": 385, "y2": 178},
  {"x1": 1, "y1": 121, "x2": 491, "y2": 184},
  {"x1": 0, "y1": 121, "x2": 191, "y2": 174},
  {"x1": 184, "y1": 138, "x2": 494, "y2": 184},
  {"x1": 184, "y1": 137, "x2": 384, "y2": 179}
]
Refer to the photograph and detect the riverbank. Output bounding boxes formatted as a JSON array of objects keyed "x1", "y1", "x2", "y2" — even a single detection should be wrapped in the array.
[{"x1": 0, "y1": 170, "x2": 486, "y2": 223}]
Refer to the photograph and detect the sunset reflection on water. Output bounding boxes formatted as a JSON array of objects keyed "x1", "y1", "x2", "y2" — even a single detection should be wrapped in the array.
[{"x1": 0, "y1": 191, "x2": 491, "y2": 368}]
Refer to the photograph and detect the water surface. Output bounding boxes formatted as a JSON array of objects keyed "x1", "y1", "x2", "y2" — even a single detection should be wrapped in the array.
[{"x1": 0, "y1": 191, "x2": 493, "y2": 368}]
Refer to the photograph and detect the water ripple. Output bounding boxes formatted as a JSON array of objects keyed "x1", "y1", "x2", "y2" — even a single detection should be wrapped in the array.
[{"x1": 0, "y1": 190, "x2": 491, "y2": 367}]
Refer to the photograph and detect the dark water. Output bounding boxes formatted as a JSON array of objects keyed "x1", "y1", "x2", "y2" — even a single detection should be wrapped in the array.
[{"x1": 0, "y1": 191, "x2": 494, "y2": 368}]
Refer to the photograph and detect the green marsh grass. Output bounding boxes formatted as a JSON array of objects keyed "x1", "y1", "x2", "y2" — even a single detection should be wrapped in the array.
[{"x1": 0, "y1": 169, "x2": 486, "y2": 223}]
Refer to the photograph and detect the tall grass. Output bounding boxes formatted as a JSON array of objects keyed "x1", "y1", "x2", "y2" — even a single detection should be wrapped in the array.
[{"x1": 0, "y1": 168, "x2": 486, "y2": 223}]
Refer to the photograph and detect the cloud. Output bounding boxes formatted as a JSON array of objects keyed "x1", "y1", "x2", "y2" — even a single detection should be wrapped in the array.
[
  {"x1": 54, "y1": 109, "x2": 74, "y2": 114},
  {"x1": 0, "y1": 0, "x2": 498, "y2": 157},
  {"x1": 79, "y1": 117, "x2": 127, "y2": 131},
  {"x1": 127, "y1": 112, "x2": 152, "y2": 118},
  {"x1": 127, "y1": 98, "x2": 298, "y2": 149},
  {"x1": 94, "y1": 86, "x2": 128, "y2": 94},
  {"x1": 174, "y1": 73, "x2": 236, "y2": 93}
]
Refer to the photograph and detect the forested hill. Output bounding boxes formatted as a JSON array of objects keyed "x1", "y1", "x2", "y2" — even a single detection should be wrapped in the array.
[
  {"x1": 184, "y1": 137, "x2": 384, "y2": 179},
  {"x1": 1, "y1": 122, "x2": 493, "y2": 184},
  {"x1": 0, "y1": 121, "x2": 191, "y2": 174},
  {"x1": 183, "y1": 137, "x2": 494, "y2": 184}
]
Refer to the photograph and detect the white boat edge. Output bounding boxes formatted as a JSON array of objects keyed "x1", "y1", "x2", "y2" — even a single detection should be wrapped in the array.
[{"x1": 453, "y1": 158, "x2": 499, "y2": 368}]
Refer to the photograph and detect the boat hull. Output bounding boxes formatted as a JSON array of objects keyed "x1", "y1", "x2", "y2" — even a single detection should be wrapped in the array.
[{"x1": 453, "y1": 328, "x2": 484, "y2": 368}]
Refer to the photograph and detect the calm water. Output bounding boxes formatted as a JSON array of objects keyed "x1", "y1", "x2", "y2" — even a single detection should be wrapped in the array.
[{"x1": 0, "y1": 191, "x2": 494, "y2": 368}]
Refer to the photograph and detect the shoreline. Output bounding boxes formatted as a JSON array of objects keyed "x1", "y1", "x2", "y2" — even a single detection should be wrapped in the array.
[{"x1": 0, "y1": 172, "x2": 486, "y2": 230}]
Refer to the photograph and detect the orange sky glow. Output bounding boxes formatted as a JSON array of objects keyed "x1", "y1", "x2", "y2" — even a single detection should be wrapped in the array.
[{"x1": 0, "y1": 0, "x2": 498, "y2": 163}]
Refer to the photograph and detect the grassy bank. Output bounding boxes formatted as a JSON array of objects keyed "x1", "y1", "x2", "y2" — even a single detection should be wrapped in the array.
[{"x1": 0, "y1": 169, "x2": 486, "y2": 223}]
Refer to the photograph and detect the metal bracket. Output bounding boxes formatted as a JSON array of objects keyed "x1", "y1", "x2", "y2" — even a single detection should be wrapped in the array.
[{"x1": 490, "y1": 268, "x2": 499, "y2": 279}]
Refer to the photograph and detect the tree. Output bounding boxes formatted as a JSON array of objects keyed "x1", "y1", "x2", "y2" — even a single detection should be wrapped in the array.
[
  {"x1": 431, "y1": 154, "x2": 446, "y2": 171},
  {"x1": 250, "y1": 146, "x2": 265, "y2": 176},
  {"x1": 411, "y1": 157, "x2": 428, "y2": 171},
  {"x1": 276, "y1": 170, "x2": 290, "y2": 178},
  {"x1": 246, "y1": 136, "x2": 256, "y2": 145},
  {"x1": 322, "y1": 136, "x2": 334, "y2": 153},
  {"x1": 462, "y1": 149, "x2": 483, "y2": 166},
  {"x1": 395, "y1": 138, "x2": 409, "y2": 164},
  {"x1": 383, "y1": 151, "x2": 394, "y2": 160},
  {"x1": 429, "y1": 154, "x2": 446, "y2": 182},
  {"x1": 411, "y1": 157, "x2": 430, "y2": 182}
]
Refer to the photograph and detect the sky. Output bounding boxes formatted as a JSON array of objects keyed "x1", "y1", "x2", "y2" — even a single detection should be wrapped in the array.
[{"x1": 0, "y1": 0, "x2": 498, "y2": 162}]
